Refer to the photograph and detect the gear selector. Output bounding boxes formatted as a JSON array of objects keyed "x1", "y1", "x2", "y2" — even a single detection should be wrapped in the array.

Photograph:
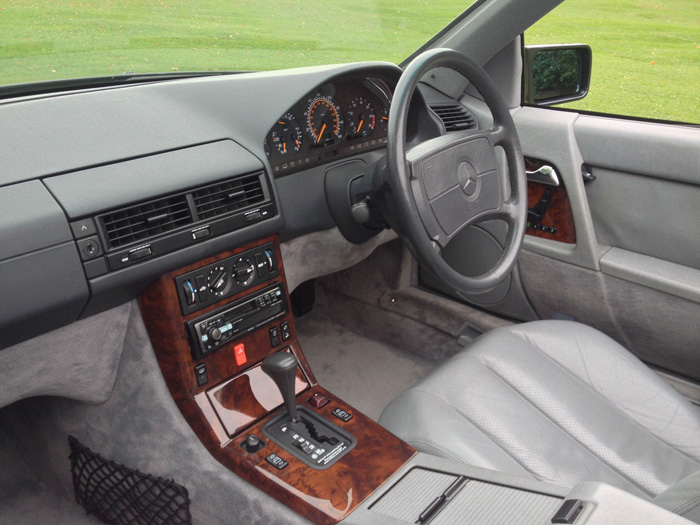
[
  {"x1": 262, "y1": 352, "x2": 356, "y2": 469},
  {"x1": 262, "y1": 352, "x2": 300, "y2": 422}
]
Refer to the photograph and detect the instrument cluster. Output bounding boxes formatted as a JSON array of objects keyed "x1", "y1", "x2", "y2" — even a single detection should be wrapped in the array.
[{"x1": 264, "y1": 76, "x2": 392, "y2": 176}]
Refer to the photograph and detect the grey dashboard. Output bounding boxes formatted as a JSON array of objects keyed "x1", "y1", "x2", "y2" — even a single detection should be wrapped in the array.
[{"x1": 0, "y1": 62, "x2": 405, "y2": 349}]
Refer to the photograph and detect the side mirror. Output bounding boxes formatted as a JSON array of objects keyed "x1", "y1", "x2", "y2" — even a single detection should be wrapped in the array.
[{"x1": 524, "y1": 44, "x2": 592, "y2": 106}]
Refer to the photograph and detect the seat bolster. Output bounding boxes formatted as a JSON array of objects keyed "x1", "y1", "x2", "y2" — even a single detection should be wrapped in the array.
[
  {"x1": 654, "y1": 471, "x2": 700, "y2": 524},
  {"x1": 380, "y1": 388, "x2": 534, "y2": 479},
  {"x1": 380, "y1": 320, "x2": 700, "y2": 497}
]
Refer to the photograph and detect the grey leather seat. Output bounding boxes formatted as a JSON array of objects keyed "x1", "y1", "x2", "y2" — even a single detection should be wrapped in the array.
[{"x1": 379, "y1": 321, "x2": 700, "y2": 522}]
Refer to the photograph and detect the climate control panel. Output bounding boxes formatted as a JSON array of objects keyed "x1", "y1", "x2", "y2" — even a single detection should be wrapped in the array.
[{"x1": 175, "y1": 242, "x2": 278, "y2": 315}]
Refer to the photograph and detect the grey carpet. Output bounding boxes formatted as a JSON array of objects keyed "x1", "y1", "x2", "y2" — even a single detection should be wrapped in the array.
[
  {"x1": 1, "y1": 302, "x2": 310, "y2": 525},
  {"x1": 0, "y1": 425, "x2": 100, "y2": 524},
  {"x1": 295, "y1": 306, "x2": 435, "y2": 421}
]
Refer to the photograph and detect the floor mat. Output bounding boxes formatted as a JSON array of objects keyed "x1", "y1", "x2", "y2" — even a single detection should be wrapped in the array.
[{"x1": 296, "y1": 309, "x2": 435, "y2": 421}]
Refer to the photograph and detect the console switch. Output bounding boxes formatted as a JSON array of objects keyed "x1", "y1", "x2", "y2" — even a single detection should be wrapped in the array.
[
  {"x1": 269, "y1": 326, "x2": 281, "y2": 347},
  {"x1": 308, "y1": 393, "x2": 330, "y2": 409},
  {"x1": 255, "y1": 252, "x2": 268, "y2": 278},
  {"x1": 265, "y1": 453, "x2": 288, "y2": 470},
  {"x1": 332, "y1": 408, "x2": 353, "y2": 422},
  {"x1": 281, "y1": 321, "x2": 291, "y2": 341},
  {"x1": 194, "y1": 363, "x2": 208, "y2": 386},
  {"x1": 240, "y1": 435, "x2": 266, "y2": 453},
  {"x1": 234, "y1": 343, "x2": 247, "y2": 366}
]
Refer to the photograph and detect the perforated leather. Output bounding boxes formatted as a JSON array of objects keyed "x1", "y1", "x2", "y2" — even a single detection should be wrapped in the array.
[{"x1": 380, "y1": 321, "x2": 700, "y2": 503}]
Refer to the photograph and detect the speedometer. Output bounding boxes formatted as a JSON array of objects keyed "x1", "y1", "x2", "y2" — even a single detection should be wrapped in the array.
[{"x1": 305, "y1": 95, "x2": 344, "y2": 145}]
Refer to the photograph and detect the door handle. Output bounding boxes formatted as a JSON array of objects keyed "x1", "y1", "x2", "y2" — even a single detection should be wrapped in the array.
[{"x1": 526, "y1": 164, "x2": 560, "y2": 186}]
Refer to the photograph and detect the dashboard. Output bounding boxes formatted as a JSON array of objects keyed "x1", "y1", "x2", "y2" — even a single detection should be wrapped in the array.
[
  {"x1": 0, "y1": 63, "x2": 408, "y2": 350},
  {"x1": 264, "y1": 76, "x2": 393, "y2": 177}
]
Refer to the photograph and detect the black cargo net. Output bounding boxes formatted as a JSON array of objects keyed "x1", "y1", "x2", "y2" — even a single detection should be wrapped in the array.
[{"x1": 69, "y1": 436, "x2": 192, "y2": 525}]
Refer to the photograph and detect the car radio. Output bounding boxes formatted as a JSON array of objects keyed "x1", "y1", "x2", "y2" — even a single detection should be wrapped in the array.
[{"x1": 186, "y1": 284, "x2": 287, "y2": 359}]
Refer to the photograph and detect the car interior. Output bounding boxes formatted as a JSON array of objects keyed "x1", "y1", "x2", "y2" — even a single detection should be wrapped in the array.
[{"x1": 2, "y1": 0, "x2": 700, "y2": 523}]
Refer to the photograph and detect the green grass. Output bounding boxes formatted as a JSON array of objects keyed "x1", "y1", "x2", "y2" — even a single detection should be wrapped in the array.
[
  {"x1": 2, "y1": 0, "x2": 698, "y2": 124},
  {"x1": 526, "y1": 0, "x2": 700, "y2": 124},
  {"x1": 0, "y1": 1, "x2": 467, "y2": 84}
]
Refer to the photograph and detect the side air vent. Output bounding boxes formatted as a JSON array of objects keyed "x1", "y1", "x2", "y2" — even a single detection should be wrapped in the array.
[
  {"x1": 101, "y1": 195, "x2": 193, "y2": 249},
  {"x1": 430, "y1": 103, "x2": 477, "y2": 132},
  {"x1": 193, "y1": 173, "x2": 265, "y2": 220}
]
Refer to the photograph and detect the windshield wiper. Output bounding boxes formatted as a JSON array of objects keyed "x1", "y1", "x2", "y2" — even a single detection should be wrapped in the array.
[{"x1": 0, "y1": 71, "x2": 245, "y2": 100}]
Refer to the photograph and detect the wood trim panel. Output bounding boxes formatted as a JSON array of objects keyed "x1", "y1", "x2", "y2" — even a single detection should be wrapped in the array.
[
  {"x1": 207, "y1": 356, "x2": 310, "y2": 438},
  {"x1": 139, "y1": 234, "x2": 415, "y2": 523},
  {"x1": 525, "y1": 158, "x2": 577, "y2": 244}
]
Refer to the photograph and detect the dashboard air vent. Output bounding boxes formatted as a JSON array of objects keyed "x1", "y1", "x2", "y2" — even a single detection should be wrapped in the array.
[
  {"x1": 193, "y1": 173, "x2": 265, "y2": 220},
  {"x1": 101, "y1": 195, "x2": 193, "y2": 249},
  {"x1": 430, "y1": 103, "x2": 477, "y2": 132}
]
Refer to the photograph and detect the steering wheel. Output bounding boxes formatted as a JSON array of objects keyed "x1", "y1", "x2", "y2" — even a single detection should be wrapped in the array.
[{"x1": 383, "y1": 48, "x2": 527, "y2": 294}]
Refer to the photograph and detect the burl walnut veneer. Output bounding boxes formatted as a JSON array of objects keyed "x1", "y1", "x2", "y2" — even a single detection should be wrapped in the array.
[
  {"x1": 139, "y1": 235, "x2": 415, "y2": 524},
  {"x1": 525, "y1": 158, "x2": 577, "y2": 244}
]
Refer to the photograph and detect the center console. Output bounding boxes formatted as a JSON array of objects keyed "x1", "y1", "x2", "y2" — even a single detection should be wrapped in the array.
[
  {"x1": 138, "y1": 235, "x2": 415, "y2": 524},
  {"x1": 139, "y1": 235, "x2": 690, "y2": 525}
]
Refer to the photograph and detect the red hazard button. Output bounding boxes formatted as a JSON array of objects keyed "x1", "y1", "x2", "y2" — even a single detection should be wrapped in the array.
[{"x1": 234, "y1": 343, "x2": 247, "y2": 366}]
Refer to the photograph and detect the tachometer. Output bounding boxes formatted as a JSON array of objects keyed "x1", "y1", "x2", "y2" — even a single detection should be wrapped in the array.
[
  {"x1": 264, "y1": 113, "x2": 303, "y2": 157},
  {"x1": 346, "y1": 96, "x2": 376, "y2": 139},
  {"x1": 305, "y1": 95, "x2": 344, "y2": 145}
]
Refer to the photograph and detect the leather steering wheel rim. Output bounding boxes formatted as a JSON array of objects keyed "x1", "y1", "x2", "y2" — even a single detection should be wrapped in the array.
[{"x1": 386, "y1": 48, "x2": 527, "y2": 294}]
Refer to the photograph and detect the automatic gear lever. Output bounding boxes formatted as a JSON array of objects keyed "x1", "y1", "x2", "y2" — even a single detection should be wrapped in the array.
[{"x1": 262, "y1": 352, "x2": 300, "y2": 423}]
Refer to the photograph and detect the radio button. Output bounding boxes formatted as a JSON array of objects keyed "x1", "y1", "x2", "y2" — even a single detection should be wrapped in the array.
[{"x1": 208, "y1": 327, "x2": 223, "y2": 342}]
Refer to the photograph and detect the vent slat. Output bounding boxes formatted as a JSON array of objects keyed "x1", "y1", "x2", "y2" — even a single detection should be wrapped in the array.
[
  {"x1": 105, "y1": 210, "x2": 191, "y2": 236},
  {"x1": 100, "y1": 195, "x2": 193, "y2": 249},
  {"x1": 98, "y1": 171, "x2": 268, "y2": 251},
  {"x1": 193, "y1": 173, "x2": 265, "y2": 220},
  {"x1": 430, "y1": 104, "x2": 477, "y2": 132}
]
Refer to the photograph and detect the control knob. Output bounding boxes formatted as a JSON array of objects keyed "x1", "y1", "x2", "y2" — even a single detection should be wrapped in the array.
[
  {"x1": 207, "y1": 266, "x2": 230, "y2": 296},
  {"x1": 232, "y1": 257, "x2": 255, "y2": 285},
  {"x1": 207, "y1": 326, "x2": 223, "y2": 342}
]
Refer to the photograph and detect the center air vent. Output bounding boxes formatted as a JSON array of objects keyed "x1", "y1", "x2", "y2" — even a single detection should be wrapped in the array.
[
  {"x1": 193, "y1": 173, "x2": 265, "y2": 220},
  {"x1": 430, "y1": 103, "x2": 477, "y2": 132},
  {"x1": 101, "y1": 195, "x2": 193, "y2": 249}
]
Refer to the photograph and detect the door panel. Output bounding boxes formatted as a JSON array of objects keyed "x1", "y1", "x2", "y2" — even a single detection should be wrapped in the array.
[
  {"x1": 519, "y1": 249, "x2": 700, "y2": 381},
  {"x1": 513, "y1": 107, "x2": 700, "y2": 381}
]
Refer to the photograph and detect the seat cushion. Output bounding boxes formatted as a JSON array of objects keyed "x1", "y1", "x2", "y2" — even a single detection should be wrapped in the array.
[{"x1": 379, "y1": 320, "x2": 700, "y2": 499}]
